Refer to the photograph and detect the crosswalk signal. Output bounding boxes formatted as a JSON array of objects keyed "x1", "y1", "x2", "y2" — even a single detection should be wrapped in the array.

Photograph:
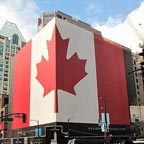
[
  {"x1": 138, "y1": 49, "x2": 144, "y2": 56},
  {"x1": 22, "y1": 113, "x2": 26, "y2": 123}
]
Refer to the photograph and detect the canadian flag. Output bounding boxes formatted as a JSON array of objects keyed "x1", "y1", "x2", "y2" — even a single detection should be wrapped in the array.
[{"x1": 11, "y1": 17, "x2": 130, "y2": 129}]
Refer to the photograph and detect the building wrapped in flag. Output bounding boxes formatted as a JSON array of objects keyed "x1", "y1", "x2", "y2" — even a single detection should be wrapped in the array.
[{"x1": 7, "y1": 11, "x2": 136, "y2": 143}]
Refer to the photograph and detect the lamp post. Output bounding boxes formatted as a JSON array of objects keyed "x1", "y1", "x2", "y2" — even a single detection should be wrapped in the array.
[
  {"x1": 31, "y1": 119, "x2": 40, "y2": 142},
  {"x1": 67, "y1": 117, "x2": 74, "y2": 138}
]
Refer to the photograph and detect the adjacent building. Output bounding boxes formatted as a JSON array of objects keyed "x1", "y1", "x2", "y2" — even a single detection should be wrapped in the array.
[
  {"x1": 0, "y1": 21, "x2": 26, "y2": 95},
  {"x1": 130, "y1": 53, "x2": 144, "y2": 137},
  {"x1": 0, "y1": 21, "x2": 26, "y2": 138},
  {"x1": 132, "y1": 53, "x2": 144, "y2": 106}
]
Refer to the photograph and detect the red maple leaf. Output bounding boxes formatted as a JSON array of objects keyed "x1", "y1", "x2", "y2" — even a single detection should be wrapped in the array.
[{"x1": 36, "y1": 25, "x2": 87, "y2": 112}]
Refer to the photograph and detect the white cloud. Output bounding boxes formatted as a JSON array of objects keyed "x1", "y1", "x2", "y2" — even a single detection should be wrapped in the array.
[
  {"x1": 0, "y1": 0, "x2": 144, "y2": 53},
  {"x1": 86, "y1": 3, "x2": 102, "y2": 14},
  {"x1": 94, "y1": 2, "x2": 144, "y2": 53},
  {"x1": 0, "y1": 0, "x2": 39, "y2": 41}
]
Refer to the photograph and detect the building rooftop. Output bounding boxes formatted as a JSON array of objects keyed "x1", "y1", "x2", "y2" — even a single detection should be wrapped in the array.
[
  {"x1": 0, "y1": 21, "x2": 26, "y2": 42},
  {"x1": 37, "y1": 10, "x2": 101, "y2": 35}
]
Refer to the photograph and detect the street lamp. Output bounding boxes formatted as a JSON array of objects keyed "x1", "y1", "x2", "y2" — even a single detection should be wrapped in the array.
[
  {"x1": 31, "y1": 119, "x2": 40, "y2": 137},
  {"x1": 67, "y1": 117, "x2": 74, "y2": 137}
]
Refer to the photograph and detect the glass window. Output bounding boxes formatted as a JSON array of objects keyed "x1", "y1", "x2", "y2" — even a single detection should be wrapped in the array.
[
  {"x1": 4, "y1": 64, "x2": 8, "y2": 68},
  {"x1": 57, "y1": 14, "x2": 62, "y2": 19},
  {"x1": 11, "y1": 45, "x2": 16, "y2": 50},
  {"x1": 16, "y1": 47, "x2": 20, "y2": 51},
  {"x1": 4, "y1": 73, "x2": 8, "y2": 77},
  {"x1": 0, "y1": 51, "x2": 3, "y2": 58},
  {"x1": 4, "y1": 77, "x2": 8, "y2": 81},
  {"x1": 5, "y1": 51, "x2": 9, "y2": 56},
  {"x1": 0, "y1": 42, "x2": 3, "y2": 47},
  {"x1": 6, "y1": 46, "x2": 10, "y2": 52},
  {"x1": 0, "y1": 45, "x2": 3, "y2": 51},
  {"x1": 11, "y1": 49, "x2": 15, "y2": 54},
  {"x1": 5, "y1": 60, "x2": 9, "y2": 64},
  {"x1": 0, "y1": 59, "x2": 3, "y2": 63},
  {"x1": 0, "y1": 71, "x2": 2, "y2": 77},
  {"x1": 0, "y1": 47, "x2": 2, "y2": 51},
  {"x1": 5, "y1": 56, "x2": 9, "y2": 60},
  {"x1": 6, "y1": 39, "x2": 10, "y2": 47},
  {"x1": 137, "y1": 91, "x2": 140, "y2": 95},
  {"x1": 3, "y1": 81, "x2": 8, "y2": 86},
  {"x1": 22, "y1": 42, "x2": 26, "y2": 47},
  {"x1": 3, "y1": 90, "x2": 7, "y2": 94},
  {"x1": 12, "y1": 34, "x2": 19, "y2": 44},
  {"x1": 4, "y1": 69, "x2": 8, "y2": 73}
]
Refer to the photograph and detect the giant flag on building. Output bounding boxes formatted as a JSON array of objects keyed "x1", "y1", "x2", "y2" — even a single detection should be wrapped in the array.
[{"x1": 10, "y1": 17, "x2": 133, "y2": 129}]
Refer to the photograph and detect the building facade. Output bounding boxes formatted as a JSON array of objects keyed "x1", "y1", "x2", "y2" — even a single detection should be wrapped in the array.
[
  {"x1": 132, "y1": 53, "x2": 144, "y2": 105},
  {"x1": 37, "y1": 11, "x2": 138, "y2": 106},
  {"x1": 3, "y1": 11, "x2": 137, "y2": 143},
  {"x1": 0, "y1": 11, "x2": 139, "y2": 143}
]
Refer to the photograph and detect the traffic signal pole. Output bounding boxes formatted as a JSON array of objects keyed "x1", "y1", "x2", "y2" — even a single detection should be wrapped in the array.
[{"x1": 0, "y1": 113, "x2": 26, "y2": 123}]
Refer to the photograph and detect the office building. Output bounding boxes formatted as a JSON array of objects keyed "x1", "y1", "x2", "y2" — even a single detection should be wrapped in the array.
[
  {"x1": 7, "y1": 11, "x2": 136, "y2": 143},
  {"x1": 0, "y1": 21, "x2": 26, "y2": 95},
  {"x1": 0, "y1": 11, "x2": 138, "y2": 143}
]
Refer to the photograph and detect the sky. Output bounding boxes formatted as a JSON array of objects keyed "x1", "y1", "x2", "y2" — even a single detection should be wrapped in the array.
[{"x1": 0, "y1": 0, "x2": 144, "y2": 53}]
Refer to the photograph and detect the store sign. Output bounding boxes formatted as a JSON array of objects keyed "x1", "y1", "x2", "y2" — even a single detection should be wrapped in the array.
[
  {"x1": 101, "y1": 113, "x2": 110, "y2": 132},
  {"x1": 35, "y1": 128, "x2": 42, "y2": 136}
]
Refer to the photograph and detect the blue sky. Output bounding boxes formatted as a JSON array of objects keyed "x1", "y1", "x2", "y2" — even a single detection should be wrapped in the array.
[
  {"x1": 0, "y1": 0, "x2": 144, "y2": 52},
  {"x1": 34, "y1": 0, "x2": 143, "y2": 24}
]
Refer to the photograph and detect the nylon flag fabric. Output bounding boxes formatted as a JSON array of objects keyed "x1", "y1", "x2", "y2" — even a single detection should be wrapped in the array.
[
  {"x1": 94, "y1": 34, "x2": 130, "y2": 124},
  {"x1": 11, "y1": 17, "x2": 130, "y2": 129}
]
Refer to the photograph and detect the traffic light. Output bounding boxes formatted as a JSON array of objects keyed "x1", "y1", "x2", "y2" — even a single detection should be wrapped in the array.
[
  {"x1": 1, "y1": 117, "x2": 13, "y2": 122},
  {"x1": 22, "y1": 113, "x2": 26, "y2": 123},
  {"x1": 138, "y1": 48, "x2": 144, "y2": 56}
]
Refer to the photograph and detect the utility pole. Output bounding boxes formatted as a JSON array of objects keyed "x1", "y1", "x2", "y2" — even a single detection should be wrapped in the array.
[{"x1": 67, "y1": 117, "x2": 74, "y2": 138}]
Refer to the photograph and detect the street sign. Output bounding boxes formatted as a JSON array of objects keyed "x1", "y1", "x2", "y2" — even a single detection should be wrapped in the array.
[
  {"x1": 101, "y1": 113, "x2": 110, "y2": 124},
  {"x1": 2, "y1": 117, "x2": 13, "y2": 121},
  {"x1": 101, "y1": 113, "x2": 110, "y2": 132},
  {"x1": 35, "y1": 128, "x2": 42, "y2": 136}
]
